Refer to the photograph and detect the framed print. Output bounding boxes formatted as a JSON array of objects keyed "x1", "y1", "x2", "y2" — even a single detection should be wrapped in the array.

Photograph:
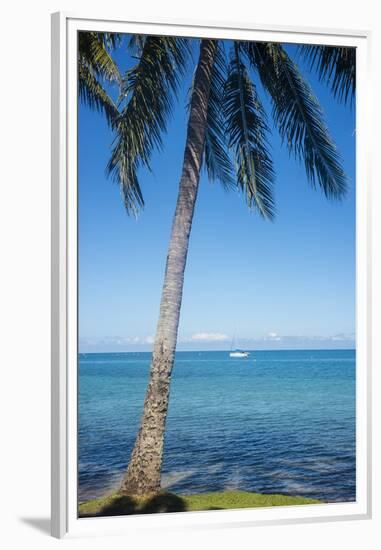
[{"x1": 51, "y1": 12, "x2": 372, "y2": 538}]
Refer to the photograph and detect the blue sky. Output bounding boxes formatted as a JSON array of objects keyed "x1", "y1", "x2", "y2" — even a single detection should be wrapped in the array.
[{"x1": 78, "y1": 38, "x2": 356, "y2": 352}]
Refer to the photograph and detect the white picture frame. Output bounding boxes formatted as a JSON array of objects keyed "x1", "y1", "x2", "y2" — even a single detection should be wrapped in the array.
[{"x1": 51, "y1": 11, "x2": 372, "y2": 539}]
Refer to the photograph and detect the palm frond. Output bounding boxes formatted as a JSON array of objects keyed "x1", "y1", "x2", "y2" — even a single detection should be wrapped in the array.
[
  {"x1": 127, "y1": 34, "x2": 146, "y2": 54},
  {"x1": 107, "y1": 35, "x2": 190, "y2": 215},
  {"x1": 78, "y1": 64, "x2": 119, "y2": 125},
  {"x1": 78, "y1": 32, "x2": 121, "y2": 83},
  {"x1": 223, "y1": 43, "x2": 275, "y2": 219},
  {"x1": 102, "y1": 32, "x2": 121, "y2": 50},
  {"x1": 299, "y1": 45, "x2": 355, "y2": 105},
  {"x1": 244, "y1": 42, "x2": 347, "y2": 199},
  {"x1": 78, "y1": 32, "x2": 121, "y2": 125},
  {"x1": 204, "y1": 43, "x2": 235, "y2": 189}
]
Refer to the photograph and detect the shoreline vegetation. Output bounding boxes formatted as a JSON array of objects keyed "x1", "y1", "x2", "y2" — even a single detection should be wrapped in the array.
[{"x1": 78, "y1": 491, "x2": 321, "y2": 517}]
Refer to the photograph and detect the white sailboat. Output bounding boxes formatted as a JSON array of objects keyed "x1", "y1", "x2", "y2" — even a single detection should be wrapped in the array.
[
  {"x1": 229, "y1": 335, "x2": 250, "y2": 358},
  {"x1": 229, "y1": 350, "x2": 250, "y2": 358}
]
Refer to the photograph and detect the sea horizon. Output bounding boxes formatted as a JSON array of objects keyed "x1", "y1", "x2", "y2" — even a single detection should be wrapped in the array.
[{"x1": 79, "y1": 347, "x2": 356, "y2": 355}]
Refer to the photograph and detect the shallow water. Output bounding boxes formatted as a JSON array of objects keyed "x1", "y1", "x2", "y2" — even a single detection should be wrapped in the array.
[{"x1": 78, "y1": 349, "x2": 355, "y2": 503}]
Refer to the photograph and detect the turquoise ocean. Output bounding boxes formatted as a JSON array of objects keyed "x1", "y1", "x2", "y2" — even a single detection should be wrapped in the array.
[{"x1": 78, "y1": 349, "x2": 355, "y2": 503}]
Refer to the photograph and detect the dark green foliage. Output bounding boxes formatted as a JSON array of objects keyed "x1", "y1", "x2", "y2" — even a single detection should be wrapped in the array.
[
  {"x1": 223, "y1": 43, "x2": 275, "y2": 218},
  {"x1": 299, "y1": 45, "x2": 355, "y2": 105},
  {"x1": 106, "y1": 35, "x2": 190, "y2": 215},
  {"x1": 78, "y1": 32, "x2": 353, "y2": 216},
  {"x1": 244, "y1": 42, "x2": 347, "y2": 199},
  {"x1": 203, "y1": 43, "x2": 235, "y2": 190},
  {"x1": 78, "y1": 32, "x2": 121, "y2": 125}
]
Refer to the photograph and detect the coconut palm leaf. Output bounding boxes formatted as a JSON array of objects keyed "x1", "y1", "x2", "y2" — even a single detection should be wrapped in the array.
[
  {"x1": 223, "y1": 43, "x2": 275, "y2": 219},
  {"x1": 244, "y1": 42, "x2": 347, "y2": 199},
  {"x1": 107, "y1": 35, "x2": 190, "y2": 215},
  {"x1": 78, "y1": 64, "x2": 119, "y2": 125},
  {"x1": 78, "y1": 32, "x2": 121, "y2": 82},
  {"x1": 78, "y1": 32, "x2": 121, "y2": 125},
  {"x1": 203, "y1": 43, "x2": 235, "y2": 190},
  {"x1": 299, "y1": 45, "x2": 355, "y2": 105},
  {"x1": 127, "y1": 33, "x2": 146, "y2": 54}
]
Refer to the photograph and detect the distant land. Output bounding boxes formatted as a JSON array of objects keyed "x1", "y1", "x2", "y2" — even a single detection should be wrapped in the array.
[{"x1": 79, "y1": 336, "x2": 355, "y2": 354}]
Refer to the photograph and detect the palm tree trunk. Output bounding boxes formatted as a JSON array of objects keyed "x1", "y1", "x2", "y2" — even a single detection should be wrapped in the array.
[{"x1": 120, "y1": 39, "x2": 218, "y2": 495}]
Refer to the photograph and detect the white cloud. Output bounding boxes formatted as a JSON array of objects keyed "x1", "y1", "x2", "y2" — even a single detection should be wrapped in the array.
[
  {"x1": 265, "y1": 331, "x2": 282, "y2": 341},
  {"x1": 79, "y1": 331, "x2": 355, "y2": 352},
  {"x1": 190, "y1": 332, "x2": 229, "y2": 342},
  {"x1": 328, "y1": 333, "x2": 355, "y2": 342},
  {"x1": 79, "y1": 335, "x2": 143, "y2": 346}
]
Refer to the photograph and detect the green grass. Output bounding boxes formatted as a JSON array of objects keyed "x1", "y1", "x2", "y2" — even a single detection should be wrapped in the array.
[{"x1": 79, "y1": 490, "x2": 321, "y2": 517}]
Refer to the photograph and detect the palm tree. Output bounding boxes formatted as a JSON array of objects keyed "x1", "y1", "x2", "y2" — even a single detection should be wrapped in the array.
[{"x1": 103, "y1": 35, "x2": 352, "y2": 495}]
